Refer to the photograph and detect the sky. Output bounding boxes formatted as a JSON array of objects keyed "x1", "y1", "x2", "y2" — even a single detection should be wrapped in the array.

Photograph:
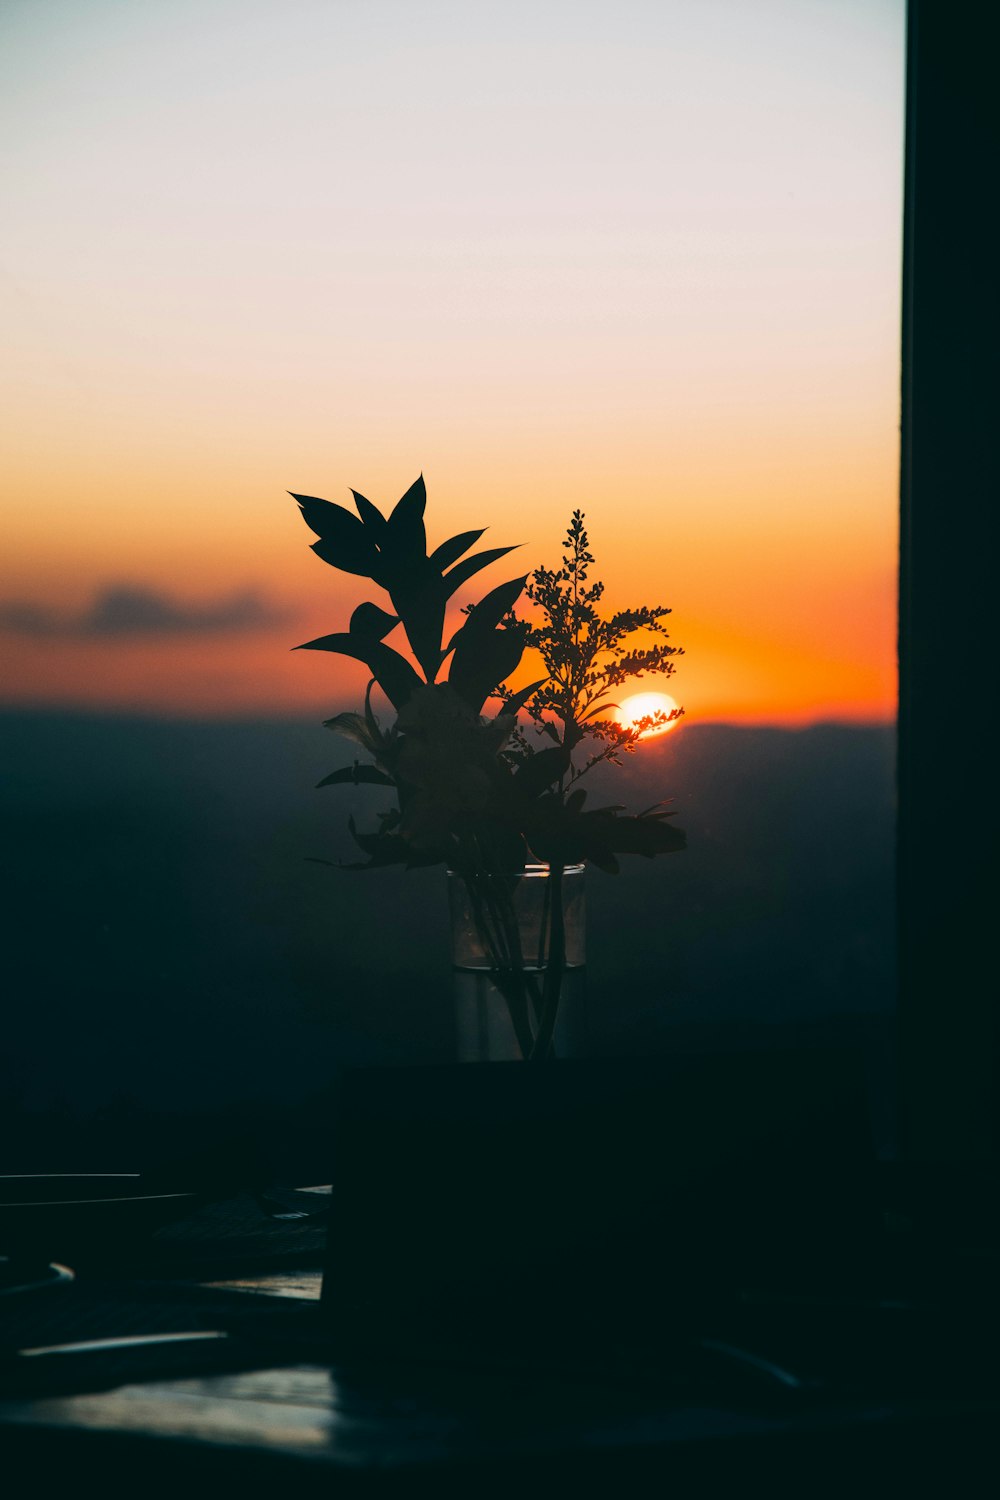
[{"x1": 0, "y1": 0, "x2": 905, "y2": 724}]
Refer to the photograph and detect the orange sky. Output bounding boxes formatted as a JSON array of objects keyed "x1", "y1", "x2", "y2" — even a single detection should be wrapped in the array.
[{"x1": 0, "y1": 1, "x2": 904, "y2": 726}]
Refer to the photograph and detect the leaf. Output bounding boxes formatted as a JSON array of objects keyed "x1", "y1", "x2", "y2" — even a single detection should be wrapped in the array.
[
  {"x1": 386, "y1": 475, "x2": 427, "y2": 555},
  {"x1": 346, "y1": 817, "x2": 409, "y2": 867},
  {"x1": 387, "y1": 562, "x2": 446, "y2": 683},
  {"x1": 364, "y1": 642, "x2": 425, "y2": 709},
  {"x1": 573, "y1": 809, "x2": 686, "y2": 868},
  {"x1": 521, "y1": 798, "x2": 685, "y2": 871},
  {"x1": 635, "y1": 800, "x2": 680, "y2": 819},
  {"x1": 344, "y1": 816, "x2": 444, "y2": 870},
  {"x1": 351, "y1": 490, "x2": 389, "y2": 535},
  {"x1": 600, "y1": 813, "x2": 687, "y2": 858},
  {"x1": 309, "y1": 535, "x2": 379, "y2": 579},
  {"x1": 322, "y1": 711, "x2": 383, "y2": 756},
  {"x1": 442, "y1": 545, "x2": 521, "y2": 599},
  {"x1": 448, "y1": 625, "x2": 528, "y2": 713},
  {"x1": 429, "y1": 529, "x2": 486, "y2": 572},
  {"x1": 316, "y1": 763, "x2": 395, "y2": 788},
  {"x1": 349, "y1": 602, "x2": 398, "y2": 641},
  {"x1": 579, "y1": 699, "x2": 616, "y2": 723},
  {"x1": 462, "y1": 574, "x2": 528, "y2": 635},
  {"x1": 290, "y1": 492, "x2": 345, "y2": 538},
  {"x1": 363, "y1": 677, "x2": 382, "y2": 743},
  {"x1": 447, "y1": 574, "x2": 528, "y2": 708},
  {"x1": 502, "y1": 678, "x2": 547, "y2": 718},
  {"x1": 512, "y1": 745, "x2": 571, "y2": 801},
  {"x1": 291, "y1": 493, "x2": 378, "y2": 577},
  {"x1": 294, "y1": 630, "x2": 353, "y2": 652},
  {"x1": 293, "y1": 631, "x2": 422, "y2": 709}
]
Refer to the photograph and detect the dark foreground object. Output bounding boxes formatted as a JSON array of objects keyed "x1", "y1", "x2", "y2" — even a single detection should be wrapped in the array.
[
  {"x1": 323, "y1": 1052, "x2": 879, "y2": 1354},
  {"x1": 1, "y1": 1059, "x2": 997, "y2": 1496}
]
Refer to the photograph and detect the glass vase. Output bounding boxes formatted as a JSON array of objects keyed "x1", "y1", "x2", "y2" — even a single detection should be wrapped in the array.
[{"x1": 448, "y1": 864, "x2": 587, "y2": 1062}]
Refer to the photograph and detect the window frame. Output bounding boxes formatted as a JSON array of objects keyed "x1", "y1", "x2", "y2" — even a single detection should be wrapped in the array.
[{"x1": 897, "y1": 0, "x2": 999, "y2": 1163}]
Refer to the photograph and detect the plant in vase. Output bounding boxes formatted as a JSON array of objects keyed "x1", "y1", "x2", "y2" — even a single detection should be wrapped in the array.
[{"x1": 292, "y1": 476, "x2": 685, "y2": 1060}]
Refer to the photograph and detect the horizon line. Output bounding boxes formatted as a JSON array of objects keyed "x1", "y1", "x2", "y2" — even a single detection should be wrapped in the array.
[{"x1": 0, "y1": 698, "x2": 896, "y2": 733}]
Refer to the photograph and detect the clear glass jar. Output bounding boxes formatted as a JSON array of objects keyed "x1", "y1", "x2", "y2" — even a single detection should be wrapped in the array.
[
  {"x1": 447, "y1": 864, "x2": 587, "y2": 1061},
  {"x1": 447, "y1": 863, "x2": 586, "y2": 971}
]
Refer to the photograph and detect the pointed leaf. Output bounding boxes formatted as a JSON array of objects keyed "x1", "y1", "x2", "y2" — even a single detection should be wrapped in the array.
[
  {"x1": 581, "y1": 804, "x2": 683, "y2": 864},
  {"x1": 591, "y1": 811, "x2": 687, "y2": 859},
  {"x1": 393, "y1": 473, "x2": 426, "y2": 517},
  {"x1": 442, "y1": 545, "x2": 521, "y2": 599},
  {"x1": 447, "y1": 575, "x2": 528, "y2": 708},
  {"x1": 512, "y1": 745, "x2": 571, "y2": 801},
  {"x1": 322, "y1": 711, "x2": 383, "y2": 756},
  {"x1": 448, "y1": 625, "x2": 528, "y2": 713},
  {"x1": 364, "y1": 642, "x2": 424, "y2": 709},
  {"x1": 290, "y1": 492, "x2": 342, "y2": 538},
  {"x1": 351, "y1": 490, "x2": 389, "y2": 535},
  {"x1": 292, "y1": 494, "x2": 378, "y2": 577},
  {"x1": 309, "y1": 534, "x2": 379, "y2": 578},
  {"x1": 293, "y1": 632, "x2": 422, "y2": 709},
  {"x1": 347, "y1": 818, "x2": 408, "y2": 866},
  {"x1": 520, "y1": 794, "x2": 685, "y2": 871},
  {"x1": 452, "y1": 573, "x2": 527, "y2": 690},
  {"x1": 294, "y1": 630, "x2": 356, "y2": 653},
  {"x1": 364, "y1": 678, "x2": 382, "y2": 740},
  {"x1": 345, "y1": 816, "x2": 443, "y2": 870},
  {"x1": 387, "y1": 565, "x2": 446, "y2": 683},
  {"x1": 316, "y1": 763, "x2": 395, "y2": 789},
  {"x1": 636, "y1": 800, "x2": 679, "y2": 819},
  {"x1": 386, "y1": 475, "x2": 427, "y2": 555},
  {"x1": 579, "y1": 699, "x2": 617, "y2": 723},
  {"x1": 429, "y1": 528, "x2": 486, "y2": 572},
  {"x1": 461, "y1": 574, "x2": 528, "y2": 635},
  {"x1": 349, "y1": 602, "x2": 398, "y2": 641},
  {"x1": 502, "y1": 678, "x2": 547, "y2": 718}
]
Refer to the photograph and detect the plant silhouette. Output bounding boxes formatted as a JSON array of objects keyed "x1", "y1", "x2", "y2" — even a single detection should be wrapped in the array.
[{"x1": 293, "y1": 477, "x2": 685, "y2": 1057}]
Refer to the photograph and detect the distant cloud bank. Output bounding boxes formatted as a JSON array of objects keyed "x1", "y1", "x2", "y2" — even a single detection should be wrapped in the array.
[{"x1": 0, "y1": 584, "x2": 294, "y2": 637}]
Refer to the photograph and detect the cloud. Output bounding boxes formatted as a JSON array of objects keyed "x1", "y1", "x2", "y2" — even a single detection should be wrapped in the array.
[{"x1": 0, "y1": 584, "x2": 294, "y2": 638}]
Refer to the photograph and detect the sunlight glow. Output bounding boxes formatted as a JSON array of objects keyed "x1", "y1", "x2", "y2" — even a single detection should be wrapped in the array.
[{"x1": 615, "y1": 692, "x2": 681, "y2": 738}]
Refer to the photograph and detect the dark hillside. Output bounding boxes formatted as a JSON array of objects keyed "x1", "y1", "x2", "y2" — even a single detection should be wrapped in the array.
[{"x1": 1, "y1": 712, "x2": 895, "y2": 1171}]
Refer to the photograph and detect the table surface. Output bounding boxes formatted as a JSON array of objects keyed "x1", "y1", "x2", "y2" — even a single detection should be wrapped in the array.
[{"x1": 2, "y1": 1191, "x2": 998, "y2": 1494}]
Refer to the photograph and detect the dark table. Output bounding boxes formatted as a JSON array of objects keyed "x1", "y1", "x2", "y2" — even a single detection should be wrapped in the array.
[{"x1": 2, "y1": 1187, "x2": 998, "y2": 1497}]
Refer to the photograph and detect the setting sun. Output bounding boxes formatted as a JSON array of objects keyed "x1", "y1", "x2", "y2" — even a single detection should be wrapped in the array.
[{"x1": 614, "y1": 692, "x2": 681, "y2": 739}]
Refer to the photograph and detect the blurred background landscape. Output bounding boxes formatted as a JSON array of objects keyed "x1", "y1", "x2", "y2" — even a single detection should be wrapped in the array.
[{"x1": 1, "y1": 710, "x2": 896, "y2": 1175}]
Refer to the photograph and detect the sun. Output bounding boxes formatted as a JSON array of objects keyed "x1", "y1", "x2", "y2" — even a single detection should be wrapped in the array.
[{"x1": 614, "y1": 691, "x2": 681, "y2": 739}]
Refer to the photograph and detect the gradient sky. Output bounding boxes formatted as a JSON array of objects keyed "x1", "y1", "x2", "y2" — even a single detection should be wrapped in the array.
[{"x1": 1, "y1": 0, "x2": 904, "y2": 723}]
